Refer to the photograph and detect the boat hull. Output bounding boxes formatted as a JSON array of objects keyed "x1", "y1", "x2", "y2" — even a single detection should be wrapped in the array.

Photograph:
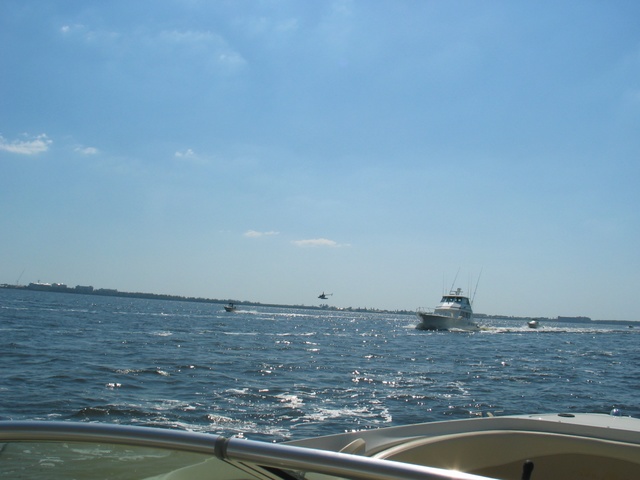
[
  {"x1": 416, "y1": 312, "x2": 479, "y2": 331},
  {"x1": 2, "y1": 413, "x2": 639, "y2": 480},
  {"x1": 287, "y1": 412, "x2": 640, "y2": 480}
]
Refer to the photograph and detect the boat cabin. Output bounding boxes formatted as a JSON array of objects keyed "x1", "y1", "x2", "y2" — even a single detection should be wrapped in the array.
[
  {"x1": 434, "y1": 289, "x2": 473, "y2": 320},
  {"x1": 441, "y1": 295, "x2": 471, "y2": 306}
]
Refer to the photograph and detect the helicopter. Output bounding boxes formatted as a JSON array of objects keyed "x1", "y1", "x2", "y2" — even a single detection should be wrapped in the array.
[{"x1": 318, "y1": 292, "x2": 333, "y2": 300}]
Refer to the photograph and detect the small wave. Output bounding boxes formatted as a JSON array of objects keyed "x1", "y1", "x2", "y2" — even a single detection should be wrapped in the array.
[
  {"x1": 70, "y1": 404, "x2": 149, "y2": 420},
  {"x1": 112, "y1": 367, "x2": 172, "y2": 377},
  {"x1": 226, "y1": 388, "x2": 250, "y2": 395},
  {"x1": 275, "y1": 394, "x2": 304, "y2": 407},
  {"x1": 115, "y1": 368, "x2": 143, "y2": 374},
  {"x1": 300, "y1": 403, "x2": 392, "y2": 425},
  {"x1": 479, "y1": 325, "x2": 627, "y2": 334},
  {"x1": 205, "y1": 413, "x2": 240, "y2": 425},
  {"x1": 273, "y1": 312, "x2": 314, "y2": 319}
]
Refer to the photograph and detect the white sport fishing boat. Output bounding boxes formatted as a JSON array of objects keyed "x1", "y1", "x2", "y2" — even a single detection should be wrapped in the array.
[
  {"x1": 416, "y1": 288, "x2": 479, "y2": 331},
  {"x1": 1, "y1": 411, "x2": 639, "y2": 479}
]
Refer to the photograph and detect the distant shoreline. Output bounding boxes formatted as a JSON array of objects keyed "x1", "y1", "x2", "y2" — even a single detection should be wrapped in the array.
[
  {"x1": 1, "y1": 282, "x2": 636, "y2": 324},
  {"x1": 0, "y1": 282, "x2": 412, "y2": 315}
]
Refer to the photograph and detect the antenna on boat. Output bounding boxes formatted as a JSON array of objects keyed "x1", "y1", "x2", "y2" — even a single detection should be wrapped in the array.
[
  {"x1": 16, "y1": 268, "x2": 26, "y2": 286},
  {"x1": 449, "y1": 268, "x2": 460, "y2": 293},
  {"x1": 471, "y1": 268, "x2": 482, "y2": 305}
]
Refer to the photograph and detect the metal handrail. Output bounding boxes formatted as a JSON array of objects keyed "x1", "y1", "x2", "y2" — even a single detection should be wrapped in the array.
[
  {"x1": 224, "y1": 435, "x2": 495, "y2": 480},
  {"x1": 0, "y1": 421, "x2": 498, "y2": 480}
]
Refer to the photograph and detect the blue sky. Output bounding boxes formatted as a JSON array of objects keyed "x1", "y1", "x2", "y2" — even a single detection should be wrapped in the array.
[{"x1": 1, "y1": 1, "x2": 639, "y2": 320}]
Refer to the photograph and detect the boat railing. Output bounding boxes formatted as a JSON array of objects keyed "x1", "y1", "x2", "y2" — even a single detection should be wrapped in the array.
[
  {"x1": 416, "y1": 307, "x2": 435, "y2": 314},
  {"x1": 0, "y1": 421, "x2": 498, "y2": 480},
  {"x1": 417, "y1": 308, "x2": 461, "y2": 318}
]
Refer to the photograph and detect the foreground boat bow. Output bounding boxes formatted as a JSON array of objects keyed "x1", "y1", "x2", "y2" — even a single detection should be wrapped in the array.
[
  {"x1": 287, "y1": 413, "x2": 640, "y2": 480},
  {"x1": 0, "y1": 421, "x2": 495, "y2": 480},
  {"x1": 2, "y1": 412, "x2": 639, "y2": 479}
]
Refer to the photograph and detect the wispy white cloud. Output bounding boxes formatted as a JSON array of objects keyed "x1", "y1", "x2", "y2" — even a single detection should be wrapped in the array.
[
  {"x1": 60, "y1": 23, "x2": 121, "y2": 44},
  {"x1": 175, "y1": 148, "x2": 211, "y2": 166},
  {"x1": 60, "y1": 22, "x2": 246, "y2": 73},
  {"x1": 75, "y1": 145, "x2": 99, "y2": 155},
  {"x1": 244, "y1": 230, "x2": 280, "y2": 238},
  {"x1": 291, "y1": 238, "x2": 349, "y2": 247},
  {"x1": 60, "y1": 24, "x2": 84, "y2": 36},
  {"x1": 158, "y1": 29, "x2": 246, "y2": 67},
  {"x1": 175, "y1": 148, "x2": 196, "y2": 159},
  {"x1": 0, "y1": 134, "x2": 52, "y2": 155}
]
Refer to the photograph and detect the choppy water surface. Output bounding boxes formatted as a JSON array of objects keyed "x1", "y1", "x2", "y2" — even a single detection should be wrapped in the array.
[{"x1": 1, "y1": 289, "x2": 638, "y2": 441}]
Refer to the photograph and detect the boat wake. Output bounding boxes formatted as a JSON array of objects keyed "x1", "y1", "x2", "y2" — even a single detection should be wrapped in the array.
[{"x1": 478, "y1": 325, "x2": 637, "y2": 334}]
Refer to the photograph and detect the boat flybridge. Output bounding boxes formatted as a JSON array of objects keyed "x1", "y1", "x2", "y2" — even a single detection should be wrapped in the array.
[{"x1": 2, "y1": 411, "x2": 640, "y2": 479}]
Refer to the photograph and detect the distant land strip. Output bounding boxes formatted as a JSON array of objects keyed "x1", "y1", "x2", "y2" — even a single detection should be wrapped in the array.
[
  {"x1": 0, "y1": 282, "x2": 411, "y2": 314},
  {"x1": 0, "y1": 282, "x2": 636, "y2": 324}
]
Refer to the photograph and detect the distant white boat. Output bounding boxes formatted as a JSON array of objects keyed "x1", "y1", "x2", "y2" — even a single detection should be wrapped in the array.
[
  {"x1": 528, "y1": 320, "x2": 539, "y2": 329},
  {"x1": 416, "y1": 288, "x2": 479, "y2": 331}
]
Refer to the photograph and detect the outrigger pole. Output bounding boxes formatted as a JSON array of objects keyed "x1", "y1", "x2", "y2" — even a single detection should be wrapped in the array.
[
  {"x1": 449, "y1": 268, "x2": 461, "y2": 293},
  {"x1": 471, "y1": 268, "x2": 483, "y2": 306}
]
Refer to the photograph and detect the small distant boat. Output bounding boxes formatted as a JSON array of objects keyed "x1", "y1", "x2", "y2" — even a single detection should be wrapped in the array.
[
  {"x1": 223, "y1": 303, "x2": 237, "y2": 312},
  {"x1": 528, "y1": 320, "x2": 539, "y2": 329},
  {"x1": 416, "y1": 288, "x2": 479, "y2": 331}
]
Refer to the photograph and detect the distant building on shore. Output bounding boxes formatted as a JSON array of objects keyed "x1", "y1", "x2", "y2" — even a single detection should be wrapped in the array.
[
  {"x1": 75, "y1": 285, "x2": 94, "y2": 294},
  {"x1": 28, "y1": 282, "x2": 68, "y2": 291},
  {"x1": 27, "y1": 283, "x2": 98, "y2": 294},
  {"x1": 557, "y1": 315, "x2": 592, "y2": 323},
  {"x1": 95, "y1": 288, "x2": 118, "y2": 295}
]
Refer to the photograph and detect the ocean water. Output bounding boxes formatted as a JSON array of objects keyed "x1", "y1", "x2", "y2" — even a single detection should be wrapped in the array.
[{"x1": 1, "y1": 288, "x2": 638, "y2": 442}]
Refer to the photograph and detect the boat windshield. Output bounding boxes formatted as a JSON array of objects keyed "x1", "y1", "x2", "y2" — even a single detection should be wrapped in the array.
[
  {"x1": 0, "y1": 422, "x2": 278, "y2": 480},
  {"x1": 0, "y1": 422, "x2": 498, "y2": 480},
  {"x1": 0, "y1": 438, "x2": 249, "y2": 480},
  {"x1": 443, "y1": 296, "x2": 463, "y2": 303}
]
